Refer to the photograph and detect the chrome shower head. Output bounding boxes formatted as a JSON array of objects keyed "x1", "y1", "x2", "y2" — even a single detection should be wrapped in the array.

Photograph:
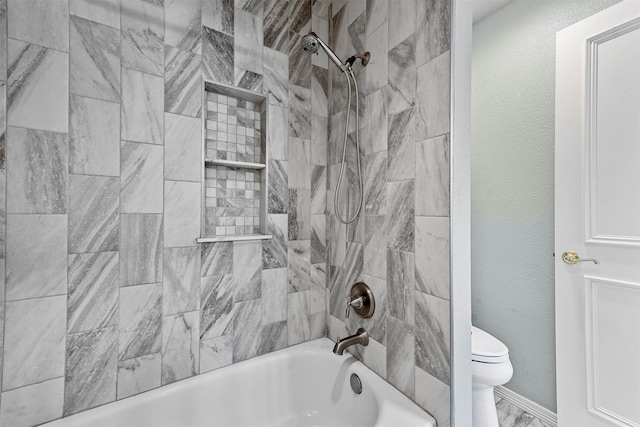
[{"x1": 301, "y1": 32, "x2": 345, "y2": 71}]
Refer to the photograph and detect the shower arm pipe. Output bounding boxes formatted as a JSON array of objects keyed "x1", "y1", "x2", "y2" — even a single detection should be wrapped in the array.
[{"x1": 334, "y1": 67, "x2": 364, "y2": 225}]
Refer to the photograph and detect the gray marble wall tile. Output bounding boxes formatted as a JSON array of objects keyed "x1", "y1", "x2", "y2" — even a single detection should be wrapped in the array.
[
  {"x1": 0, "y1": 377, "x2": 63, "y2": 427},
  {"x1": 386, "y1": 315, "x2": 415, "y2": 398},
  {"x1": 200, "y1": 335, "x2": 233, "y2": 373},
  {"x1": 263, "y1": 0, "x2": 289, "y2": 53},
  {"x1": 236, "y1": 0, "x2": 263, "y2": 16},
  {"x1": 64, "y1": 327, "x2": 117, "y2": 415},
  {"x1": 7, "y1": 40, "x2": 69, "y2": 132},
  {"x1": 289, "y1": 85, "x2": 311, "y2": 138},
  {"x1": 415, "y1": 216, "x2": 450, "y2": 300},
  {"x1": 69, "y1": 175, "x2": 119, "y2": 253},
  {"x1": 329, "y1": 210, "x2": 346, "y2": 266},
  {"x1": 363, "y1": 89, "x2": 387, "y2": 154},
  {"x1": 0, "y1": 171, "x2": 3, "y2": 260},
  {"x1": 68, "y1": 251, "x2": 119, "y2": 333},
  {"x1": 70, "y1": 16, "x2": 120, "y2": 102},
  {"x1": 263, "y1": 49, "x2": 290, "y2": 109},
  {"x1": 165, "y1": 113, "x2": 201, "y2": 182},
  {"x1": 232, "y1": 298, "x2": 262, "y2": 362},
  {"x1": 163, "y1": 247, "x2": 200, "y2": 316},
  {"x1": 347, "y1": 10, "x2": 365, "y2": 60},
  {"x1": 121, "y1": 68, "x2": 164, "y2": 145},
  {"x1": 202, "y1": 0, "x2": 234, "y2": 36},
  {"x1": 365, "y1": 0, "x2": 387, "y2": 36},
  {"x1": 162, "y1": 311, "x2": 199, "y2": 384},
  {"x1": 235, "y1": 9, "x2": 263, "y2": 75},
  {"x1": 416, "y1": 134, "x2": 450, "y2": 216},
  {"x1": 331, "y1": 3, "x2": 347, "y2": 60},
  {"x1": 288, "y1": 240, "x2": 310, "y2": 293},
  {"x1": 310, "y1": 262, "x2": 326, "y2": 289},
  {"x1": 118, "y1": 283, "x2": 162, "y2": 361},
  {"x1": 70, "y1": 0, "x2": 121, "y2": 29},
  {"x1": 290, "y1": 0, "x2": 311, "y2": 34},
  {"x1": 415, "y1": 367, "x2": 451, "y2": 427},
  {"x1": 289, "y1": 32, "x2": 311, "y2": 89},
  {"x1": 259, "y1": 320, "x2": 288, "y2": 354},
  {"x1": 311, "y1": 115, "x2": 328, "y2": 165},
  {"x1": 387, "y1": 107, "x2": 415, "y2": 181},
  {"x1": 387, "y1": 0, "x2": 415, "y2": 50},
  {"x1": 387, "y1": 35, "x2": 415, "y2": 115},
  {"x1": 203, "y1": 26, "x2": 234, "y2": 85},
  {"x1": 416, "y1": 0, "x2": 450, "y2": 68},
  {"x1": 165, "y1": 47, "x2": 202, "y2": 117},
  {"x1": 7, "y1": 127, "x2": 68, "y2": 214},
  {"x1": 386, "y1": 181, "x2": 414, "y2": 251},
  {"x1": 3, "y1": 295, "x2": 66, "y2": 390},
  {"x1": 0, "y1": 0, "x2": 4, "y2": 81},
  {"x1": 200, "y1": 274, "x2": 234, "y2": 339},
  {"x1": 288, "y1": 188, "x2": 310, "y2": 240},
  {"x1": 364, "y1": 151, "x2": 386, "y2": 214},
  {"x1": 0, "y1": 261, "x2": 4, "y2": 344},
  {"x1": 288, "y1": 290, "x2": 310, "y2": 345},
  {"x1": 267, "y1": 104, "x2": 287, "y2": 160},
  {"x1": 233, "y1": 241, "x2": 261, "y2": 301},
  {"x1": 121, "y1": 0, "x2": 164, "y2": 76},
  {"x1": 415, "y1": 291, "x2": 451, "y2": 385},
  {"x1": 261, "y1": 267, "x2": 287, "y2": 324},
  {"x1": 201, "y1": 242, "x2": 233, "y2": 277},
  {"x1": 120, "y1": 214, "x2": 163, "y2": 286},
  {"x1": 363, "y1": 215, "x2": 386, "y2": 280},
  {"x1": 8, "y1": 0, "x2": 68, "y2": 51},
  {"x1": 164, "y1": 181, "x2": 200, "y2": 247},
  {"x1": 70, "y1": 95, "x2": 120, "y2": 176},
  {"x1": 311, "y1": 165, "x2": 326, "y2": 214},
  {"x1": 311, "y1": 13, "x2": 328, "y2": 69},
  {"x1": 165, "y1": 0, "x2": 201, "y2": 53},
  {"x1": 416, "y1": 51, "x2": 451, "y2": 141},
  {"x1": 268, "y1": 159, "x2": 288, "y2": 214},
  {"x1": 328, "y1": 111, "x2": 346, "y2": 164},
  {"x1": 311, "y1": 65, "x2": 328, "y2": 117},
  {"x1": 6, "y1": 214, "x2": 67, "y2": 300},
  {"x1": 364, "y1": 20, "x2": 387, "y2": 94},
  {"x1": 330, "y1": 65, "x2": 348, "y2": 114},
  {"x1": 121, "y1": 141, "x2": 164, "y2": 213},
  {"x1": 235, "y1": 68, "x2": 263, "y2": 91},
  {"x1": 116, "y1": 353, "x2": 161, "y2": 399},
  {"x1": 311, "y1": 214, "x2": 326, "y2": 264},
  {"x1": 263, "y1": 214, "x2": 288, "y2": 269},
  {"x1": 288, "y1": 137, "x2": 310, "y2": 189},
  {"x1": 388, "y1": 248, "x2": 414, "y2": 325}
]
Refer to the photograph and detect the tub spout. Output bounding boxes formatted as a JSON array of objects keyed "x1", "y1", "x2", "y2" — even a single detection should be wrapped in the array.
[{"x1": 333, "y1": 328, "x2": 369, "y2": 355}]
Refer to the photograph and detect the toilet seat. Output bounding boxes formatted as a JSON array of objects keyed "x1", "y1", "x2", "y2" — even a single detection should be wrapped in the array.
[{"x1": 472, "y1": 326, "x2": 509, "y2": 363}]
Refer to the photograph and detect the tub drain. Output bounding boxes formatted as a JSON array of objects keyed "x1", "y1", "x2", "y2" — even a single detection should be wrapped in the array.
[{"x1": 350, "y1": 373, "x2": 362, "y2": 394}]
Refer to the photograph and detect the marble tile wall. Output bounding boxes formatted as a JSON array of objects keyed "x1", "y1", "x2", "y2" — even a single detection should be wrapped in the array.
[
  {"x1": 0, "y1": 0, "x2": 326, "y2": 425},
  {"x1": 326, "y1": 0, "x2": 452, "y2": 425}
]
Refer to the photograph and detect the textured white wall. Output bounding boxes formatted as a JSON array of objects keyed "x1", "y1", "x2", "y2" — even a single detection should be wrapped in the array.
[{"x1": 471, "y1": 0, "x2": 620, "y2": 412}]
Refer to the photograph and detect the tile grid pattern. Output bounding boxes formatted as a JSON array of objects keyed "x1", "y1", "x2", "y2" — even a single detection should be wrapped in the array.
[
  {"x1": 0, "y1": 0, "x2": 326, "y2": 425},
  {"x1": 326, "y1": 1, "x2": 452, "y2": 425}
]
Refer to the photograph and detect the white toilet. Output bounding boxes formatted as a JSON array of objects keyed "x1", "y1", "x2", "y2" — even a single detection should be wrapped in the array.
[{"x1": 471, "y1": 326, "x2": 513, "y2": 427}]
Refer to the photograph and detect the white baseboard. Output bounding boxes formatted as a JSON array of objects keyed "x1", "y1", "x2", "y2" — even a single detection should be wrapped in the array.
[{"x1": 494, "y1": 386, "x2": 557, "y2": 427}]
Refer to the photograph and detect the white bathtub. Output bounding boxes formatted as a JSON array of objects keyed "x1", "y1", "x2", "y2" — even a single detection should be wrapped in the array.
[{"x1": 45, "y1": 338, "x2": 436, "y2": 427}]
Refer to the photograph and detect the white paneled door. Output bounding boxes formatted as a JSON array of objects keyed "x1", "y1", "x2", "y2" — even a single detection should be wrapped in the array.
[{"x1": 555, "y1": 1, "x2": 640, "y2": 425}]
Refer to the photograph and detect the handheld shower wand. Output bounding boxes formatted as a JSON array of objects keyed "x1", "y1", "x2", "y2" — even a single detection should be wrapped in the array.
[{"x1": 301, "y1": 32, "x2": 347, "y2": 72}]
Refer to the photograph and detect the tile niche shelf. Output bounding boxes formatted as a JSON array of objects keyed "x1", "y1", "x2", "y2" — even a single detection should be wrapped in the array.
[{"x1": 197, "y1": 80, "x2": 271, "y2": 243}]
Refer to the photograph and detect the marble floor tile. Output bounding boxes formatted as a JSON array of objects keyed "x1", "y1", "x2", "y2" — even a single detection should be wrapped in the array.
[
  {"x1": 262, "y1": 214, "x2": 288, "y2": 269},
  {"x1": 202, "y1": 26, "x2": 234, "y2": 85},
  {"x1": 288, "y1": 240, "x2": 311, "y2": 293},
  {"x1": 6, "y1": 214, "x2": 67, "y2": 300},
  {"x1": 263, "y1": 0, "x2": 289, "y2": 53},
  {"x1": 387, "y1": 248, "x2": 414, "y2": 325},
  {"x1": 70, "y1": 0, "x2": 121, "y2": 29},
  {"x1": 233, "y1": 241, "x2": 262, "y2": 302},
  {"x1": 8, "y1": 0, "x2": 68, "y2": 51},
  {"x1": 415, "y1": 216, "x2": 450, "y2": 300},
  {"x1": 165, "y1": 113, "x2": 201, "y2": 182},
  {"x1": 416, "y1": 0, "x2": 450, "y2": 68},
  {"x1": 233, "y1": 298, "x2": 262, "y2": 362},
  {"x1": 415, "y1": 291, "x2": 451, "y2": 385},
  {"x1": 162, "y1": 311, "x2": 199, "y2": 385},
  {"x1": 121, "y1": 0, "x2": 164, "y2": 76},
  {"x1": 70, "y1": 16, "x2": 120, "y2": 102},
  {"x1": 165, "y1": 0, "x2": 201, "y2": 53},
  {"x1": 68, "y1": 251, "x2": 119, "y2": 334},
  {"x1": 202, "y1": 0, "x2": 234, "y2": 36},
  {"x1": 288, "y1": 290, "x2": 311, "y2": 345},
  {"x1": 200, "y1": 274, "x2": 234, "y2": 339},
  {"x1": 235, "y1": 9, "x2": 263, "y2": 75},
  {"x1": 121, "y1": 68, "x2": 164, "y2": 145},
  {"x1": 8, "y1": 40, "x2": 68, "y2": 133},
  {"x1": 0, "y1": 377, "x2": 64, "y2": 427},
  {"x1": 289, "y1": 189, "x2": 311, "y2": 241},
  {"x1": 264, "y1": 48, "x2": 289, "y2": 107},
  {"x1": 416, "y1": 51, "x2": 451, "y2": 141},
  {"x1": 7, "y1": 127, "x2": 68, "y2": 214},
  {"x1": 69, "y1": 95, "x2": 120, "y2": 176},
  {"x1": 165, "y1": 47, "x2": 202, "y2": 117},
  {"x1": 121, "y1": 141, "x2": 163, "y2": 213},
  {"x1": 200, "y1": 335, "x2": 233, "y2": 373},
  {"x1": 387, "y1": 107, "x2": 415, "y2": 181},
  {"x1": 261, "y1": 267, "x2": 287, "y2": 324},
  {"x1": 69, "y1": 174, "x2": 119, "y2": 253},
  {"x1": 64, "y1": 327, "x2": 117, "y2": 416},
  {"x1": 117, "y1": 353, "x2": 161, "y2": 399},
  {"x1": 415, "y1": 367, "x2": 451, "y2": 427},
  {"x1": 496, "y1": 398, "x2": 536, "y2": 427},
  {"x1": 163, "y1": 247, "x2": 200, "y2": 316},
  {"x1": 3, "y1": 295, "x2": 66, "y2": 390},
  {"x1": 164, "y1": 181, "x2": 200, "y2": 247},
  {"x1": 118, "y1": 283, "x2": 162, "y2": 361},
  {"x1": 386, "y1": 180, "x2": 414, "y2": 252},
  {"x1": 386, "y1": 315, "x2": 415, "y2": 398},
  {"x1": 288, "y1": 137, "x2": 311, "y2": 189},
  {"x1": 201, "y1": 242, "x2": 233, "y2": 277},
  {"x1": 416, "y1": 134, "x2": 450, "y2": 216},
  {"x1": 364, "y1": 151, "x2": 387, "y2": 215},
  {"x1": 120, "y1": 214, "x2": 163, "y2": 286},
  {"x1": 268, "y1": 159, "x2": 289, "y2": 214}
]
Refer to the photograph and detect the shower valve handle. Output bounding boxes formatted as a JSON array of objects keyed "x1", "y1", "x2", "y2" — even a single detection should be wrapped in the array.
[{"x1": 345, "y1": 296, "x2": 364, "y2": 318}]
